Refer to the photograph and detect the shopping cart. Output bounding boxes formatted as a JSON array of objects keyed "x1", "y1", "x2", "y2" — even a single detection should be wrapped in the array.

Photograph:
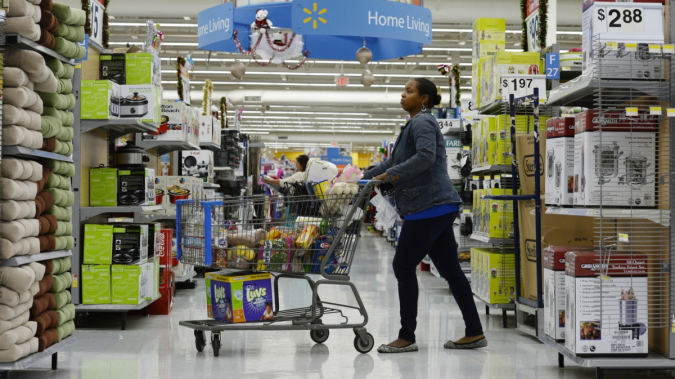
[{"x1": 176, "y1": 181, "x2": 377, "y2": 356}]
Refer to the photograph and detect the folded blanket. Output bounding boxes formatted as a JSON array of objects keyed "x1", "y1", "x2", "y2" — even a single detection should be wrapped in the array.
[
  {"x1": 4, "y1": 87, "x2": 43, "y2": 113},
  {"x1": 36, "y1": 166, "x2": 50, "y2": 194},
  {"x1": 52, "y1": 220, "x2": 73, "y2": 236},
  {"x1": 0, "y1": 299, "x2": 33, "y2": 322},
  {"x1": 44, "y1": 161, "x2": 75, "y2": 178},
  {"x1": 40, "y1": 115, "x2": 62, "y2": 139},
  {"x1": 39, "y1": 10, "x2": 58, "y2": 33},
  {"x1": 36, "y1": 275, "x2": 53, "y2": 298},
  {"x1": 29, "y1": 262, "x2": 45, "y2": 282},
  {"x1": 0, "y1": 338, "x2": 36, "y2": 362},
  {"x1": 0, "y1": 267, "x2": 36, "y2": 293},
  {"x1": 38, "y1": 327, "x2": 57, "y2": 352},
  {"x1": 42, "y1": 107, "x2": 73, "y2": 126},
  {"x1": 0, "y1": 219, "x2": 40, "y2": 243},
  {"x1": 45, "y1": 57, "x2": 66, "y2": 78},
  {"x1": 29, "y1": 293, "x2": 54, "y2": 319},
  {"x1": 44, "y1": 189, "x2": 73, "y2": 208},
  {"x1": 54, "y1": 125, "x2": 73, "y2": 143},
  {"x1": 6, "y1": 46, "x2": 53, "y2": 85},
  {"x1": 0, "y1": 287, "x2": 31, "y2": 309},
  {"x1": 54, "y1": 236, "x2": 74, "y2": 251},
  {"x1": 1, "y1": 178, "x2": 38, "y2": 201},
  {"x1": 35, "y1": 192, "x2": 54, "y2": 217},
  {"x1": 28, "y1": 282, "x2": 39, "y2": 298},
  {"x1": 40, "y1": 0, "x2": 52, "y2": 11},
  {"x1": 6, "y1": 16, "x2": 41, "y2": 42},
  {"x1": 2, "y1": 126, "x2": 44, "y2": 150},
  {"x1": 37, "y1": 214, "x2": 58, "y2": 235},
  {"x1": 37, "y1": 28, "x2": 55, "y2": 50},
  {"x1": 49, "y1": 272, "x2": 71, "y2": 293},
  {"x1": 57, "y1": 79, "x2": 72, "y2": 95},
  {"x1": 53, "y1": 37, "x2": 86, "y2": 60},
  {"x1": 2, "y1": 158, "x2": 42, "y2": 182},
  {"x1": 38, "y1": 235, "x2": 55, "y2": 252},
  {"x1": 0, "y1": 238, "x2": 40, "y2": 259},
  {"x1": 45, "y1": 204, "x2": 71, "y2": 222},
  {"x1": 52, "y1": 291, "x2": 70, "y2": 310},
  {"x1": 1, "y1": 200, "x2": 36, "y2": 221},
  {"x1": 44, "y1": 172, "x2": 69, "y2": 191},
  {"x1": 51, "y1": 3, "x2": 85, "y2": 26},
  {"x1": 8, "y1": 0, "x2": 38, "y2": 18},
  {"x1": 33, "y1": 310, "x2": 57, "y2": 337},
  {"x1": 53, "y1": 23, "x2": 84, "y2": 43},
  {"x1": 4, "y1": 105, "x2": 42, "y2": 132}
]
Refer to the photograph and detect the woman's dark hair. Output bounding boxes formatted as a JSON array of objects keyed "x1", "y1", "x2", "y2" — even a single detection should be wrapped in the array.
[
  {"x1": 296, "y1": 155, "x2": 310, "y2": 172},
  {"x1": 412, "y1": 78, "x2": 442, "y2": 108}
]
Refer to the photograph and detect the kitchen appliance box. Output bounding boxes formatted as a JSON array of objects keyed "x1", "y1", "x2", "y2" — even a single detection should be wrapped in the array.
[
  {"x1": 181, "y1": 150, "x2": 214, "y2": 181},
  {"x1": 111, "y1": 263, "x2": 154, "y2": 305},
  {"x1": 472, "y1": 18, "x2": 506, "y2": 63},
  {"x1": 545, "y1": 118, "x2": 576, "y2": 207},
  {"x1": 119, "y1": 85, "x2": 162, "y2": 124},
  {"x1": 89, "y1": 167, "x2": 118, "y2": 207},
  {"x1": 573, "y1": 111, "x2": 657, "y2": 207},
  {"x1": 82, "y1": 265, "x2": 111, "y2": 304},
  {"x1": 143, "y1": 101, "x2": 189, "y2": 142},
  {"x1": 100, "y1": 54, "x2": 126, "y2": 84},
  {"x1": 117, "y1": 168, "x2": 154, "y2": 207},
  {"x1": 112, "y1": 224, "x2": 149, "y2": 265},
  {"x1": 80, "y1": 80, "x2": 121, "y2": 120},
  {"x1": 165, "y1": 176, "x2": 199, "y2": 214},
  {"x1": 125, "y1": 53, "x2": 161, "y2": 86},
  {"x1": 209, "y1": 272, "x2": 274, "y2": 323},
  {"x1": 543, "y1": 246, "x2": 595, "y2": 342},
  {"x1": 565, "y1": 252, "x2": 649, "y2": 356},
  {"x1": 481, "y1": 52, "x2": 543, "y2": 106},
  {"x1": 199, "y1": 115, "x2": 220, "y2": 145},
  {"x1": 83, "y1": 224, "x2": 114, "y2": 265},
  {"x1": 153, "y1": 176, "x2": 167, "y2": 213},
  {"x1": 582, "y1": 2, "x2": 665, "y2": 79},
  {"x1": 471, "y1": 248, "x2": 516, "y2": 304}
]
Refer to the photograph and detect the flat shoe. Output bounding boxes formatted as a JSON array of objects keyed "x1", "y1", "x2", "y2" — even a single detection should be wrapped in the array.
[
  {"x1": 377, "y1": 343, "x2": 419, "y2": 353},
  {"x1": 444, "y1": 337, "x2": 487, "y2": 349}
]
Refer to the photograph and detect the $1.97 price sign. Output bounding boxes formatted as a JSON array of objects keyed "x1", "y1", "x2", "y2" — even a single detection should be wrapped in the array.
[
  {"x1": 595, "y1": 6, "x2": 644, "y2": 34},
  {"x1": 500, "y1": 74, "x2": 547, "y2": 102}
]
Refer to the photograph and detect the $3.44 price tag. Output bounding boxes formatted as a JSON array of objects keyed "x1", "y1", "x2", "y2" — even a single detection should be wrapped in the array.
[
  {"x1": 595, "y1": 6, "x2": 644, "y2": 34},
  {"x1": 500, "y1": 74, "x2": 547, "y2": 102}
]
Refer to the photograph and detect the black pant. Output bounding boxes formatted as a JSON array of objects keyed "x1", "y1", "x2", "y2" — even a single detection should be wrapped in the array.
[{"x1": 393, "y1": 212, "x2": 483, "y2": 343}]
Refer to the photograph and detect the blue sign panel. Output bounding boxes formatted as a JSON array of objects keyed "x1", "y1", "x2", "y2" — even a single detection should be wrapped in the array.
[
  {"x1": 546, "y1": 53, "x2": 560, "y2": 80},
  {"x1": 75, "y1": 34, "x2": 88, "y2": 62},
  {"x1": 292, "y1": 0, "x2": 432, "y2": 45},
  {"x1": 198, "y1": 3, "x2": 234, "y2": 50},
  {"x1": 321, "y1": 156, "x2": 353, "y2": 166}
]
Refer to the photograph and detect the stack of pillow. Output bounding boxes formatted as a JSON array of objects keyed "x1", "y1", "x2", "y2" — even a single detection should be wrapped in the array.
[
  {"x1": 49, "y1": 3, "x2": 86, "y2": 60},
  {"x1": 1, "y1": 158, "x2": 42, "y2": 259},
  {"x1": 30, "y1": 257, "x2": 74, "y2": 352},
  {"x1": 6, "y1": 0, "x2": 42, "y2": 42},
  {"x1": 38, "y1": 0, "x2": 59, "y2": 50},
  {"x1": 43, "y1": 57, "x2": 76, "y2": 156},
  {"x1": 0, "y1": 262, "x2": 47, "y2": 362}
]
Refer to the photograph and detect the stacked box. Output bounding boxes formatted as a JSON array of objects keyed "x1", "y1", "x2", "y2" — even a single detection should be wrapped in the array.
[
  {"x1": 545, "y1": 118, "x2": 576, "y2": 207},
  {"x1": 484, "y1": 52, "x2": 544, "y2": 106},
  {"x1": 82, "y1": 265, "x2": 111, "y2": 304},
  {"x1": 90, "y1": 167, "x2": 117, "y2": 206},
  {"x1": 119, "y1": 85, "x2": 162, "y2": 124},
  {"x1": 81, "y1": 80, "x2": 121, "y2": 120},
  {"x1": 144, "y1": 101, "x2": 188, "y2": 142},
  {"x1": 111, "y1": 265, "x2": 145, "y2": 305},
  {"x1": 472, "y1": 18, "x2": 506, "y2": 63},
  {"x1": 209, "y1": 272, "x2": 275, "y2": 323},
  {"x1": 494, "y1": 115, "x2": 551, "y2": 166},
  {"x1": 112, "y1": 224, "x2": 149, "y2": 265},
  {"x1": 471, "y1": 248, "x2": 516, "y2": 304},
  {"x1": 472, "y1": 63, "x2": 481, "y2": 109},
  {"x1": 484, "y1": 188, "x2": 516, "y2": 239},
  {"x1": 125, "y1": 53, "x2": 161, "y2": 86},
  {"x1": 83, "y1": 225, "x2": 114, "y2": 265}
]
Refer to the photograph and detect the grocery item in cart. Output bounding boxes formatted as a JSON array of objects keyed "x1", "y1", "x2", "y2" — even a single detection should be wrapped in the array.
[
  {"x1": 227, "y1": 229, "x2": 266, "y2": 249},
  {"x1": 257, "y1": 237, "x2": 292, "y2": 271},
  {"x1": 209, "y1": 272, "x2": 274, "y2": 323},
  {"x1": 296, "y1": 225, "x2": 319, "y2": 250},
  {"x1": 304, "y1": 160, "x2": 338, "y2": 183},
  {"x1": 227, "y1": 245, "x2": 257, "y2": 269}
]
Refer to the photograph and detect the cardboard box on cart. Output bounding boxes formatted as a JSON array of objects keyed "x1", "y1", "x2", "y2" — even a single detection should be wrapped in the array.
[{"x1": 209, "y1": 272, "x2": 275, "y2": 323}]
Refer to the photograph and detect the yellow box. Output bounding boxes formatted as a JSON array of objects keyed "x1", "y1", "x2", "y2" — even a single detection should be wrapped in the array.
[
  {"x1": 472, "y1": 63, "x2": 481, "y2": 108},
  {"x1": 490, "y1": 52, "x2": 544, "y2": 104},
  {"x1": 483, "y1": 250, "x2": 516, "y2": 304},
  {"x1": 485, "y1": 188, "x2": 516, "y2": 239},
  {"x1": 472, "y1": 18, "x2": 506, "y2": 42}
]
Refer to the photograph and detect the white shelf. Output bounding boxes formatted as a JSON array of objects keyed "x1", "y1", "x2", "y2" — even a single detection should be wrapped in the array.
[
  {"x1": 199, "y1": 142, "x2": 221, "y2": 151},
  {"x1": 81, "y1": 119, "x2": 158, "y2": 139},
  {"x1": 137, "y1": 213, "x2": 176, "y2": 222},
  {"x1": 0, "y1": 337, "x2": 76, "y2": 372},
  {"x1": 545, "y1": 207, "x2": 670, "y2": 227},
  {"x1": 0, "y1": 251, "x2": 72, "y2": 267},
  {"x1": 141, "y1": 205, "x2": 164, "y2": 212},
  {"x1": 75, "y1": 296, "x2": 160, "y2": 312},
  {"x1": 2, "y1": 146, "x2": 74, "y2": 162},
  {"x1": 138, "y1": 138, "x2": 200, "y2": 156}
]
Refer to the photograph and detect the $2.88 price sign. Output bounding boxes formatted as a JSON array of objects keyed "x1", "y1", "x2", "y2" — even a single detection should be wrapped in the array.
[
  {"x1": 500, "y1": 75, "x2": 547, "y2": 102},
  {"x1": 595, "y1": 6, "x2": 644, "y2": 34}
]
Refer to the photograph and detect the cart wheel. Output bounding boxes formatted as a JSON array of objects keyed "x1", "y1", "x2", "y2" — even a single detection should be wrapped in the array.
[
  {"x1": 194, "y1": 330, "x2": 206, "y2": 352},
  {"x1": 310, "y1": 329, "x2": 330, "y2": 344},
  {"x1": 211, "y1": 333, "x2": 221, "y2": 357},
  {"x1": 354, "y1": 333, "x2": 374, "y2": 354}
]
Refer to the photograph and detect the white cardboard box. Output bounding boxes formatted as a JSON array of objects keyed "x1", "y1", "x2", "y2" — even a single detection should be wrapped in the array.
[
  {"x1": 545, "y1": 118, "x2": 576, "y2": 206},
  {"x1": 144, "y1": 101, "x2": 188, "y2": 142},
  {"x1": 165, "y1": 176, "x2": 193, "y2": 215},
  {"x1": 565, "y1": 252, "x2": 649, "y2": 356},
  {"x1": 144, "y1": 168, "x2": 155, "y2": 206},
  {"x1": 118, "y1": 85, "x2": 160, "y2": 123},
  {"x1": 181, "y1": 150, "x2": 213, "y2": 182},
  {"x1": 199, "y1": 116, "x2": 217, "y2": 144},
  {"x1": 575, "y1": 110, "x2": 656, "y2": 207}
]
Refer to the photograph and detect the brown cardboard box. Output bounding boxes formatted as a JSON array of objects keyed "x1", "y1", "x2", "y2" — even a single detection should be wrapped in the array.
[{"x1": 515, "y1": 133, "x2": 546, "y2": 197}]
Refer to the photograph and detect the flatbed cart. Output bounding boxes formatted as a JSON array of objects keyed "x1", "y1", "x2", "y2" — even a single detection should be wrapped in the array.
[{"x1": 176, "y1": 180, "x2": 378, "y2": 356}]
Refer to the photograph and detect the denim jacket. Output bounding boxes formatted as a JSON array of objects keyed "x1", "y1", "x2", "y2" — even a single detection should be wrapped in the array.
[{"x1": 363, "y1": 110, "x2": 461, "y2": 217}]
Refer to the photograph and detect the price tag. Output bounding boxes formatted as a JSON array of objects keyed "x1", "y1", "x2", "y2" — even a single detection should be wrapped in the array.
[
  {"x1": 500, "y1": 74, "x2": 547, "y2": 102},
  {"x1": 649, "y1": 44, "x2": 661, "y2": 54},
  {"x1": 624, "y1": 43, "x2": 637, "y2": 52},
  {"x1": 650, "y1": 107, "x2": 662, "y2": 116},
  {"x1": 596, "y1": 6, "x2": 645, "y2": 34},
  {"x1": 605, "y1": 42, "x2": 619, "y2": 50},
  {"x1": 618, "y1": 233, "x2": 629, "y2": 242},
  {"x1": 438, "y1": 119, "x2": 460, "y2": 132},
  {"x1": 667, "y1": 109, "x2": 675, "y2": 117},
  {"x1": 600, "y1": 275, "x2": 612, "y2": 282},
  {"x1": 663, "y1": 45, "x2": 675, "y2": 54},
  {"x1": 625, "y1": 107, "x2": 638, "y2": 116},
  {"x1": 88, "y1": 0, "x2": 105, "y2": 47},
  {"x1": 546, "y1": 53, "x2": 560, "y2": 80}
]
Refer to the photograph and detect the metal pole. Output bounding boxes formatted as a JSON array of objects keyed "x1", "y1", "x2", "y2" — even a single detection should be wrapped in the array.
[
  {"x1": 510, "y1": 94, "x2": 523, "y2": 302},
  {"x1": 533, "y1": 88, "x2": 543, "y2": 309}
]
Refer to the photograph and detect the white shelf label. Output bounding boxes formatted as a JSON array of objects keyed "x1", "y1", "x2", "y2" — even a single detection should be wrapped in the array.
[
  {"x1": 625, "y1": 107, "x2": 638, "y2": 117},
  {"x1": 500, "y1": 74, "x2": 547, "y2": 102},
  {"x1": 649, "y1": 107, "x2": 662, "y2": 116},
  {"x1": 595, "y1": 7, "x2": 644, "y2": 34}
]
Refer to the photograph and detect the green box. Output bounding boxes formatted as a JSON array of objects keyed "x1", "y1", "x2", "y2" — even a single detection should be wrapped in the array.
[
  {"x1": 81, "y1": 80, "x2": 120, "y2": 120},
  {"x1": 111, "y1": 265, "x2": 144, "y2": 305},
  {"x1": 89, "y1": 167, "x2": 117, "y2": 207},
  {"x1": 82, "y1": 265, "x2": 111, "y2": 304},
  {"x1": 83, "y1": 225, "x2": 113, "y2": 265},
  {"x1": 125, "y1": 53, "x2": 157, "y2": 85}
]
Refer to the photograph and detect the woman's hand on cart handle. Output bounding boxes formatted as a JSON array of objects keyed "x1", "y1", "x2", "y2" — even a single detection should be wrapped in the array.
[{"x1": 359, "y1": 179, "x2": 385, "y2": 187}]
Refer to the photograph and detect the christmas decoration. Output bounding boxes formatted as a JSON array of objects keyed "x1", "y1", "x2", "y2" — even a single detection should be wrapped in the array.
[
  {"x1": 176, "y1": 56, "x2": 186, "y2": 101},
  {"x1": 202, "y1": 79, "x2": 213, "y2": 116},
  {"x1": 231, "y1": 61, "x2": 247, "y2": 79},
  {"x1": 103, "y1": 0, "x2": 110, "y2": 48},
  {"x1": 220, "y1": 97, "x2": 228, "y2": 129},
  {"x1": 356, "y1": 46, "x2": 373, "y2": 65},
  {"x1": 521, "y1": 0, "x2": 528, "y2": 51},
  {"x1": 251, "y1": 9, "x2": 273, "y2": 34},
  {"x1": 360, "y1": 71, "x2": 375, "y2": 87},
  {"x1": 81, "y1": 0, "x2": 91, "y2": 36},
  {"x1": 451, "y1": 64, "x2": 461, "y2": 108},
  {"x1": 539, "y1": 0, "x2": 548, "y2": 51}
]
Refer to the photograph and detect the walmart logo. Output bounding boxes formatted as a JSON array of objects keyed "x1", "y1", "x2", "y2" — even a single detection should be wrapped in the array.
[{"x1": 303, "y1": 2, "x2": 327, "y2": 29}]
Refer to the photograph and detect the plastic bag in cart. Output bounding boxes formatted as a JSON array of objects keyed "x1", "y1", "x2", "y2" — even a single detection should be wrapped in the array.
[{"x1": 370, "y1": 190, "x2": 400, "y2": 230}]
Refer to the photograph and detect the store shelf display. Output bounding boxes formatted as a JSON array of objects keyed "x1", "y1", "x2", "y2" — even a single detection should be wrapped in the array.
[
  {"x1": 80, "y1": 119, "x2": 158, "y2": 139},
  {"x1": 5, "y1": 34, "x2": 74, "y2": 65},
  {"x1": 2, "y1": 146, "x2": 74, "y2": 163}
]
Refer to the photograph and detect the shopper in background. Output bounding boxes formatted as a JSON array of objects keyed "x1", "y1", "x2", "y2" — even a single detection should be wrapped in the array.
[
  {"x1": 364, "y1": 78, "x2": 485, "y2": 353},
  {"x1": 263, "y1": 154, "x2": 309, "y2": 187}
]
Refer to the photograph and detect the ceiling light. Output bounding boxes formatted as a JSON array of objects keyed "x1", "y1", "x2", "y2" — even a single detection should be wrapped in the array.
[
  {"x1": 183, "y1": 17, "x2": 191, "y2": 20},
  {"x1": 110, "y1": 22, "x2": 198, "y2": 27}
]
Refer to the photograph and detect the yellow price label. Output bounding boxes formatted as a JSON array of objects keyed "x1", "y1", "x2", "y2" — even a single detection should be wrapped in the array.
[
  {"x1": 473, "y1": 176, "x2": 480, "y2": 180},
  {"x1": 649, "y1": 45, "x2": 661, "y2": 54},
  {"x1": 75, "y1": 64, "x2": 82, "y2": 69},
  {"x1": 72, "y1": 276, "x2": 78, "y2": 288},
  {"x1": 672, "y1": 323, "x2": 675, "y2": 333},
  {"x1": 606, "y1": 42, "x2": 618, "y2": 50},
  {"x1": 650, "y1": 107, "x2": 662, "y2": 116},
  {"x1": 663, "y1": 45, "x2": 675, "y2": 54},
  {"x1": 625, "y1": 107, "x2": 638, "y2": 117},
  {"x1": 618, "y1": 233, "x2": 629, "y2": 242},
  {"x1": 668, "y1": 109, "x2": 675, "y2": 117},
  {"x1": 600, "y1": 275, "x2": 612, "y2": 282},
  {"x1": 625, "y1": 43, "x2": 638, "y2": 52}
]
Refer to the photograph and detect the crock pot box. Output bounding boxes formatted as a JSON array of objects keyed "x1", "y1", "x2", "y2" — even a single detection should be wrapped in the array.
[
  {"x1": 117, "y1": 168, "x2": 150, "y2": 207},
  {"x1": 564, "y1": 252, "x2": 649, "y2": 356},
  {"x1": 517, "y1": 199, "x2": 596, "y2": 303},
  {"x1": 209, "y1": 272, "x2": 275, "y2": 323},
  {"x1": 543, "y1": 246, "x2": 595, "y2": 341},
  {"x1": 153, "y1": 176, "x2": 167, "y2": 212},
  {"x1": 545, "y1": 118, "x2": 576, "y2": 207},
  {"x1": 111, "y1": 265, "x2": 146, "y2": 305},
  {"x1": 574, "y1": 110, "x2": 657, "y2": 207},
  {"x1": 81, "y1": 80, "x2": 121, "y2": 120},
  {"x1": 119, "y1": 85, "x2": 161, "y2": 124},
  {"x1": 165, "y1": 176, "x2": 193, "y2": 215},
  {"x1": 82, "y1": 265, "x2": 111, "y2": 305},
  {"x1": 143, "y1": 101, "x2": 185, "y2": 142},
  {"x1": 90, "y1": 167, "x2": 118, "y2": 207},
  {"x1": 100, "y1": 53, "x2": 126, "y2": 84},
  {"x1": 125, "y1": 52, "x2": 161, "y2": 86},
  {"x1": 83, "y1": 224, "x2": 114, "y2": 265},
  {"x1": 112, "y1": 224, "x2": 149, "y2": 265},
  {"x1": 582, "y1": 2, "x2": 664, "y2": 78}
]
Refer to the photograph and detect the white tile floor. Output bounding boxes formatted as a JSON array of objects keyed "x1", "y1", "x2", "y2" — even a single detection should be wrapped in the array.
[{"x1": 9, "y1": 231, "x2": 670, "y2": 379}]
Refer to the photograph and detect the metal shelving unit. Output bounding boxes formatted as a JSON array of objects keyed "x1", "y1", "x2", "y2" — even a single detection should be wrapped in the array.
[
  {"x1": 136, "y1": 135, "x2": 201, "y2": 156},
  {"x1": 471, "y1": 165, "x2": 512, "y2": 174},
  {"x1": 469, "y1": 234, "x2": 515, "y2": 245},
  {"x1": 545, "y1": 207, "x2": 670, "y2": 227},
  {"x1": 5, "y1": 34, "x2": 74, "y2": 65},
  {"x1": 80, "y1": 119, "x2": 158, "y2": 139},
  {"x1": 0, "y1": 337, "x2": 77, "y2": 378},
  {"x1": 2, "y1": 146, "x2": 73, "y2": 162},
  {"x1": 199, "y1": 141, "x2": 221, "y2": 151},
  {"x1": 75, "y1": 296, "x2": 161, "y2": 330},
  {"x1": 473, "y1": 293, "x2": 515, "y2": 329},
  {"x1": 0, "y1": 251, "x2": 72, "y2": 267}
]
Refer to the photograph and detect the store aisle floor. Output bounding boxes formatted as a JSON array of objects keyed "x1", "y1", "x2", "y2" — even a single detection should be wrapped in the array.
[{"x1": 11, "y1": 231, "x2": 654, "y2": 379}]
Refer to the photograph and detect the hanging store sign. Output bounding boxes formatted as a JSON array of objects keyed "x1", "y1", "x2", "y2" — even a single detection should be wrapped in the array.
[
  {"x1": 198, "y1": 3, "x2": 234, "y2": 50},
  {"x1": 291, "y1": 0, "x2": 432, "y2": 45},
  {"x1": 88, "y1": 0, "x2": 104, "y2": 46},
  {"x1": 501, "y1": 74, "x2": 547, "y2": 102},
  {"x1": 336, "y1": 76, "x2": 349, "y2": 86},
  {"x1": 545, "y1": 53, "x2": 560, "y2": 79}
]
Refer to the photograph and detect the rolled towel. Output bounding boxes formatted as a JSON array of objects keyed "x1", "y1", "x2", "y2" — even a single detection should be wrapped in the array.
[
  {"x1": 1, "y1": 219, "x2": 40, "y2": 242},
  {"x1": 40, "y1": 116, "x2": 61, "y2": 139},
  {"x1": 51, "y1": 257, "x2": 71, "y2": 275},
  {"x1": 0, "y1": 266, "x2": 36, "y2": 293},
  {"x1": 56, "y1": 79, "x2": 72, "y2": 95},
  {"x1": 33, "y1": 310, "x2": 57, "y2": 337},
  {"x1": 53, "y1": 37, "x2": 86, "y2": 60},
  {"x1": 51, "y1": 3, "x2": 85, "y2": 26},
  {"x1": 44, "y1": 161, "x2": 75, "y2": 178},
  {"x1": 39, "y1": 260, "x2": 53, "y2": 275},
  {"x1": 3, "y1": 68, "x2": 31, "y2": 88},
  {"x1": 0, "y1": 238, "x2": 39, "y2": 259},
  {"x1": 4, "y1": 105, "x2": 42, "y2": 132},
  {"x1": 45, "y1": 172, "x2": 70, "y2": 191},
  {"x1": 6, "y1": 16, "x2": 41, "y2": 42},
  {"x1": 1, "y1": 200, "x2": 36, "y2": 221},
  {"x1": 40, "y1": 136, "x2": 56, "y2": 153},
  {"x1": 38, "y1": 235, "x2": 56, "y2": 252},
  {"x1": 37, "y1": 28, "x2": 56, "y2": 50},
  {"x1": 28, "y1": 282, "x2": 39, "y2": 297},
  {"x1": 56, "y1": 320, "x2": 73, "y2": 342},
  {"x1": 8, "y1": 0, "x2": 34, "y2": 17},
  {"x1": 29, "y1": 262, "x2": 46, "y2": 282},
  {"x1": 2, "y1": 178, "x2": 38, "y2": 201},
  {"x1": 53, "y1": 140, "x2": 73, "y2": 156},
  {"x1": 2, "y1": 125, "x2": 44, "y2": 150},
  {"x1": 39, "y1": 0, "x2": 52, "y2": 11},
  {"x1": 0, "y1": 299, "x2": 33, "y2": 321},
  {"x1": 54, "y1": 125, "x2": 74, "y2": 143},
  {"x1": 0, "y1": 311, "x2": 29, "y2": 336},
  {"x1": 0, "y1": 322, "x2": 36, "y2": 350}
]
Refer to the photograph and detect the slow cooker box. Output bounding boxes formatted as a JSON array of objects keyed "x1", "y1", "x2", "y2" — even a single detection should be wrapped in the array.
[
  {"x1": 111, "y1": 224, "x2": 149, "y2": 266},
  {"x1": 564, "y1": 251, "x2": 649, "y2": 356},
  {"x1": 545, "y1": 118, "x2": 576, "y2": 207},
  {"x1": 120, "y1": 84, "x2": 161, "y2": 123}
]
